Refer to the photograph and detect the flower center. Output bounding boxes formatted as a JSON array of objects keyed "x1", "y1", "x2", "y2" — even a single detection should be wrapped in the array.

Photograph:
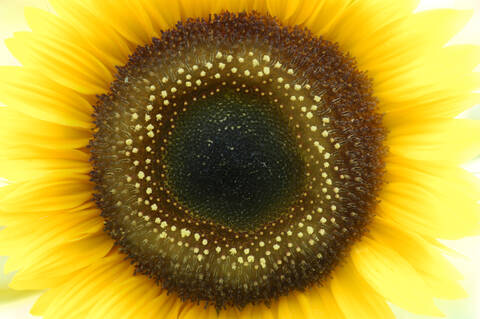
[
  {"x1": 165, "y1": 91, "x2": 305, "y2": 231},
  {"x1": 90, "y1": 12, "x2": 386, "y2": 310}
]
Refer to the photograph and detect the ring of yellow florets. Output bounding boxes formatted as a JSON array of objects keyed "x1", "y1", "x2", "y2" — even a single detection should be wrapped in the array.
[{"x1": 90, "y1": 12, "x2": 386, "y2": 310}]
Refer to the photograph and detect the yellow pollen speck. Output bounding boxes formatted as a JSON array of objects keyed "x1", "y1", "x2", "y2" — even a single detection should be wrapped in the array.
[
  {"x1": 231, "y1": 67, "x2": 238, "y2": 73},
  {"x1": 202, "y1": 239, "x2": 208, "y2": 245},
  {"x1": 307, "y1": 226, "x2": 314, "y2": 235},
  {"x1": 294, "y1": 84, "x2": 302, "y2": 91},
  {"x1": 150, "y1": 85, "x2": 156, "y2": 91},
  {"x1": 335, "y1": 143, "x2": 341, "y2": 149},
  {"x1": 277, "y1": 77, "x2": 284, "y2": 83},
  {"x1": 138, "y1": 171, "x2": 145, "y2": 179},
  {"x1": 230, "y1": 248, "x2": 237, "y2": 255},
  {"x1": 287, "y1": 68, "x2": 294, "y2": 75},
  {"x1": 185, "y1": 81, "x2": 192, "y2": 87},
  {"x1": 125, "y1": 139, "x2": 133, "y2": 146},
  {"x1": 297, "y1": 232, "x2": 304, "y2": 238},
  {"x1": 215, "y1": 51, "x2": 223, "y2": 59},
  {"x1": 244, "y1": 70, "x2": 251, "y2": 76},
  {"x1": 263, "y1": 55, "x2": 271, "y2": 62},
  {"x1": 200, "y1": 71, "x2": 206, "y2": 77},
  {"x1": 238, "y1": 57, "x2": 245, "y2": 63},
  {"x1": 214, "y1": 73, "x2": 221, "y2": 79},
  {"x1": 196, "y1": 79, "x2": 202, "y2": 86},
  {"x1": 216, "y1": 247, "x2": 222, "y2": 253},
  {"x1": 273, "y1": 244, "x2": 280, "y2": 250},
  {"x1": 219, "y1": 63, "x2": 226, "y2": 70},
  {"x1": 181, "y1": 229, "x2": 191, "y2": 237},
  {"x1": 226, "y1": 55, "x2": 233, "y2": 62},
  {"x1": 194, "y1": 233, "x2": 200, "y2": 241},
  {"x1": 314, "y1": 95, "x2": 322, "y2": 102},
  {"x1": 263, "y1": 66, "x2": 270, "y2": 75},
  {"x1": 206, "y1": 62, "x2": 213, "y2": 70},
  {"x1": 310, "y1": 126, "x2": 317, "y2": 132},
  {"x1": 151, "y1": 203, "x2": 158, "y2": 211},
  {"x1": 155, "y1": 218, "x2": 161, "y2": 224},
  {"x1": 260, "y1": 258, "x2": 267, "y2": 268},
  {"x1": 146, "y1": 187, "x2": 152, "y2": 194},
  {"x1": 274, "y1": 61, "x2": 282, "y2": 68},
  {"x1": 322, "y1": 130, "x2": 329, "y2": 137},
  {"x1": 306, "y1": 112, "x2": 313, "y2": 119},
  {"x1": 164, "y1": 100, "x2": 170, "y2": 106}
]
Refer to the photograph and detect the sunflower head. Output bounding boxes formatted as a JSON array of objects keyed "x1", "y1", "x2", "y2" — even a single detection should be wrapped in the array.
[{"x1": 0, "y1": 0, "x2": 479, "y2": 318}]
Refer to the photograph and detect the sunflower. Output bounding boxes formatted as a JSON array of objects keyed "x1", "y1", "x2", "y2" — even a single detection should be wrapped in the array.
[{"x1": 0, "y1": 0, "x2": 479, "y2": 318}]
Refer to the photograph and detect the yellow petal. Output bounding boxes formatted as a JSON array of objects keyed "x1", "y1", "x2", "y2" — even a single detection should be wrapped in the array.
[
  {"x1": 32, "y1": 2, "x2": 131, "y2": 70},
  {"x1": 304, "y1": 0, "x2": 352, "y2": 37},
  {"x1": 88, "y1": 0, "x2": 157, "y2": 45},
  {"x1": 370, "y1": 217, "x2": 467, "y2": 300},
  {"x1": 351, "y1": 238, "x2": 443, "y2": 316},
  {"x1": 5, "y1": 32, "x2": 112, "y2": 95},
  {"x1": 9, "y1": 233, "x2": 112, "y2": 290},
  {"x1": 0, "y1": 145, "x2": 90, "y2": 183},
  {"x1": 139, "y1": 0, "x2": 181, "y2": 32},
  {"x1": 387, "y1": 118, "x2": 480, "y2": 164},
  {"x1": 0, "y1": 173, "x2": 93, "y2": 213},
  {"x1": 33, "y1": 252, "x2": 129, "y2": 319},
  {"x1": 0, "y1": 208, "x2": 103, "y2": 272},
  {"x1": 88, "y1": 278, "x2": 160, "y2": 319},
  {"x1": 0, "y1": 67, "x2": 94, "y2": 128},
  {"x1": 330, "y1": 258, "x2": 395, "y2": 319}
]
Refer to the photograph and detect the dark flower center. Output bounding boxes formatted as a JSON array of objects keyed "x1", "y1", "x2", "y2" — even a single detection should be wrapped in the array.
[
  {"x1": 165, "y1": 90, "x2": 304, "y2": 231},
  {"x1": 90, "y1": 11, "x2": 386, "y2": 310}
]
